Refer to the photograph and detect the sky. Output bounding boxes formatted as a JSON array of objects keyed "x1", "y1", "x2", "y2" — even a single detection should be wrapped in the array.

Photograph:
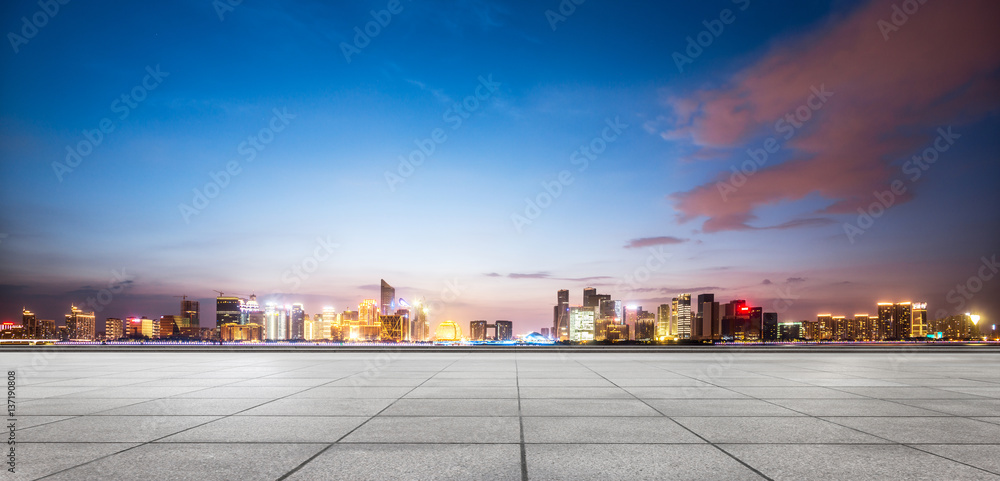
[{"x1": 1, "y1": 0, "x2": 999, "y2": 334}]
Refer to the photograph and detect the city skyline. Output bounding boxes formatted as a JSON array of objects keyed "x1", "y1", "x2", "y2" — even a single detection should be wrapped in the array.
[{"x1": 2, "y1": 0, "x2": 999, "y2": 335}]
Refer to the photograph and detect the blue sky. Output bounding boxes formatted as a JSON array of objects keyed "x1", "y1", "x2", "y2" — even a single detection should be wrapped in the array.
[{"x1": 1, "y1": 0, "x2": 998, "y2": 333}]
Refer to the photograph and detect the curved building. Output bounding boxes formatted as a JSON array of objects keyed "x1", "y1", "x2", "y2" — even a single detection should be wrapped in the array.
[{"x1": 435, "y1": 320, "x2": 462, "y2": 341}]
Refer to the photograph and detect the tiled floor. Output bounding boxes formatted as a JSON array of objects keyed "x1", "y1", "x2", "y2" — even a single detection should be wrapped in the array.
[{"x1": 2, "y1": 348, "x2": 1000, "y2": 480}]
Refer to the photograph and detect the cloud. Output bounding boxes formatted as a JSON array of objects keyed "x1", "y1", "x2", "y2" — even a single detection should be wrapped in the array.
[
  {"x1": 624, "y1": 236, "x2": 688, "y2": 249},
  {"x1": 663, "y1": 0, "x2": 1000, "y2": 233},
  {"x1": 762, "y1": 279, "x2": 773, "y2": 285},
  {"x1": 786, "y1": 277, "x2": 807, "y2": 284},
  {"x1": 508, "y1": 272, "x2": 550, "y2": 279},
  {"x1": 483, "y1": 272, "x2": 501, "y2": 277}
]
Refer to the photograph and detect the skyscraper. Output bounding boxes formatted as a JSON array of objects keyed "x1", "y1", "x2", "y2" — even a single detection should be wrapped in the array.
[
  {"x1": 674, "y1": 294, "x2": 692, "y2": 339},
  {"x1": 65, "y1": 305, "x2": 96, "y2": 340},
  {"x1": 762, "y1": 312, "x2": 778, "y2": 342},
  {"x1": 582, "y1": 287, "x2": 597, "y2": 307},
  {"x1": 911, "y1": 303, "x2": 928, "y2": 338},
  {"x1": 22, "y1": 308, "x2": 37, "y2": 339},
  {"x1": 181, "y1": 300, "x2": 200, "y2": 328},
  {"x1": 216, "y1": 296, "x2": 242, "y2": 331},
  {"x1": 359, "y1": 299, "x2": 380, "y2": 340},
  {"x1": 290, "y1": 303, "x2": 305, "y2": 340},
  {"x1": 264, "y1": 303, "x2": 288, "y2": 340},
  {"x1": 470, "y1": 320, "x2": 488, "y2": 341},
  {"x1": 412, "y1": 300, "x2": 429, "y2": 342},
  {"x1": 323, "y1": 306, "x2": 338, "y2": 340},
  {"x1": 380, "y1": 279, "x2": 396, "y2": 316},
  {"x1": 656, "y1": 304, "x2": 671, "y2": 340},
  {"x1": 554, "y1": 289, "x2": 569, "y2": 341},
  {"x1": 243, "y1": 295, "x2": 264, "y2": 328},
  {"x1": 568, "y1": 306, "x2": 596, "y2": 342},
  {"x1": 877, "y1": 302, "x2": 913, "y2": 340},
  {"x1": 635, "y1": 311, "x2": 656, "y2": 342},
  {"x1": 495, "y1": 320, "x2": 513, "y2": 341}
]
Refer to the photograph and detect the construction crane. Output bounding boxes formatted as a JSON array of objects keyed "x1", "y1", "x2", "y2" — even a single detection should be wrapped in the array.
[{"x1": 173, "y1": 295, "x2": 189, "y2": 301}]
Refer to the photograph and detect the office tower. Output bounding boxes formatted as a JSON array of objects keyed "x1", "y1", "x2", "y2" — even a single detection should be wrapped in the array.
[
  {"x1": 181, "y1": 300, "x2": 200, "y2": 328},
  {"x1": 470, "y1": 320, "x2": 488, "y2": 341},
  {"x1": 854, "y1": 314, "x2": 872, "y2": 341},
  {"x1": 379, "y1": 315, "x2": 406, "y2": 342},
  {"x1": 342, "y1": 309, "x2": 360, "y2": 340},
  {"x1": 911, "y1": 303, "x2": 928, "y2": 338},
  {"x1": 160, "y1": 315, "x2": 180, "y2": 337},
  {"x1": 264, "y1": 303, "x2": 288, "y2": 340},
  {"x1": 895, "y1": 302, "x2": 913, "y2": 339},
  {"x1": 65, "y1": 305, "x2": 96, "y2": 340},
  {"x1": 380, "y1": 279, "x2": 396, "y2": 316},
  {"x1": 583, "y1": 287, "x2": 598, "y2": 307},
  {"x1": 674, "y1": 294, "x2": 692, "y2": 339},
  {"x1": 569, "y1": 306, "x2": 597, "y2": 342},
  {"x1": 22, "y1": 309, "x2": 37, "y2": 338},
  {"x1": 359, "y1": 299, "x2": 380, "y2": 340},
  {"x1": 540, "y1": 327, "x2": 550, "y2": 339},
  {"x1": 763, "y1": 312, "x2": 778, "y2": 342},
  {"x1": 322, "y1": 306, "x2": 338, "y2": 340},
  {"x1": 599, "y1": 298, "x2": 621, "y2": 322},
  {"x1": 554, "y1": 290, "x2": 570, "y2": 341},
  {"x1": 413, "y1": 301, "x2": 429, "y2": 342},
  {"x1": 495, "y1": 320, "x2": 513, "y2": 341},
  {"x1": 241, "y1": 295, "x2": 262, "y2": 326},
  {"x1": 105, "y1": 318, "x2": 124, "y2": 340},
  {"x1": 594, "y1": 317, "x2": 612, "y2": 341},
  {"x1": 831, "y1": 316, "x2": 846, "y2": 340},
  {"x1": 289, "y1": 304, "x2": 305, "y2": 340},
  {"x1": 749, "y1": 307, "x2": 763, "y2": 341},
  {"x1": 605, "y1": 322, "x2": 630, "y2": 342},
  {"x1": 697, "y1": 300, "x2": 720, "y2": 341},
  {"x1": 635, "y1": 311, "x2": 656, "y2": 342},
  {"x1": 435, "y1": 320, "x2": 462, "y2": 341},
  {"x1": 216, "y1": 296, "x2": 242, "y2": 331},
  {"x1": 779, "y1": 321, "x2": 802, "y2": 340},
  {"x1": 656, "y1": 304, "x2": 671, "y2": 340},
  {"x1": 37, "y1": 319, "x2": 56, "y2": 339},
  {"x1": 816, "y1": 314, "x2": 833, "y2": 340},
  {"x1": 126, "y1": 317, "x2": 159, "y2": 339},
  {"x1": 720, "y1": 299, "x2": 748, "y2": 340}
]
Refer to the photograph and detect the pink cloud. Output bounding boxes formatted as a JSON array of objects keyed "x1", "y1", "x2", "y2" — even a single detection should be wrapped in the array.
[{"x1": 666, "y1": 0, "x2": 1000, "y2": 232}]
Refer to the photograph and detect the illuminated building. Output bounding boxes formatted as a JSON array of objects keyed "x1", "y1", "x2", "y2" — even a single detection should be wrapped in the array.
[
  {"x1": 342, "y1": 310, "x2": 360, "y2": 340},
  {"x1": 831, "y1": 316, "x2": 846, "y2": 341},
  {"x1": 37, "y1": 319, "x2": 55, "y2": 339},
  {"x1": 322, "y1": 306, "x2": 338, "y2": 340},
  {"x1": 599, "y1": 298, "x2": 621, "y2": 323},
  {"x1": 594, "y1": 317, "x2": 612, "y2": 341},
  {"x1": 22, "y1": 309, "x2": 37, "y2": 338},
  {"x1": 394, "y1": 307, "x2": 411, "y2": 340},
  {"x1": 221, "y1": 323, "x2": 264, "y2": 342},
  {"x1": 290, "y1": 304, "x2": 305, "y2": 340},
  {"x1": 471, "y1": 320, "x2": 488, "y2": 341},
  {"x1": 656, "y1": 304, "x2": 671, "y2": 340},
  {"x1": 241, "y1": 295, "x2": 263, "y2": 327},
  {"x1": 763, "y1": 312, "x2": 778, "y2": 341},
  {"x1": 877, "y1": 302, "x2": 913, "y2": 340},
  {"x1": 160, "y1": 315, "x2": 197, "y2": 338},
  {"x1": 817, "y1": 314, "x2": 833, "y2": 341},
  {"x1": 216, "y1": 296, "x2": 242, "y2": 331},
  {"x1": 126, "y1": 317, "x2": 159, "y2": 339},
  {"x1": 379, "y1": 315, "x2": 406, "y2": 342},
  {"x1": 569, "y1": 306, "x2": 596, "y2": 342},
  {"x1": 911, "y1": 303, "x2": 928, "y2": 338},
  {"x1": 495, "y1": 320, "x2": 513, "y2": 341},
  {"x1": 435, "y1": 320, "x2": 462, "y2": 341},
  {"x1": 105, "y1": 318, "x2": 124, "y2": 340},
  {"x1": 673, "y1": 294, "x2": 692, "y2": 339},
  {"x1": 358, "y1": 299, "x2": 380, "y2": 340},
  {"x1": 696, "y1": 299, "x2": 720, "y2": 341},
  {"x1": 635, "y1": 311, "x2": 656, "y2": 342},
  {"x1": 380, "y1": 279, "x2": 396, "y2": 316},
  {"x1": 930, "y1": 314, "x2": 978, "y2": 340},
  {"x1": 605, "y1": 322, "x2": 630, "y2": 342},
  {"x1": 412, "y1": 300, "x2": 429, "y2": 342},
  {"x1": 779, "y1": 322, "x2": 802, "y2": 340},
  {"x1": 264, "y1": 303, "x2": 289, "y2": 340},
  {"x1": 553, "y1": 290, "x2": 569, "y2": 341},
  {"x1": 66, "y1": 305, "x2": 96, "y2": 340},
  {"x1": 181, "y1": 300, "x2": 200, "y2": 328},
  {"x1": 583, "y1": 287, "x2": 598, "y2": 307},
  {"x1": 855, "y1": 314, "x2": 873, "y2": 341}
]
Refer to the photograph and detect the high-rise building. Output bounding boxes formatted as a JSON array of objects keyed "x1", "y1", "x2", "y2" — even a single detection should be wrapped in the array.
[
  {"x1": 583, "y1": 287, "x2": 598, "y2": 307},
  {"x1": 635, "y1": 311, "x2": 656, "y2": 342},
  {"x1": 779, "y1": 322, "x2": 802, "y2": 340},
  {"x1": 216, "y1": 296, "x2": 242, "y2": 332},
  {"x1": 264, "y1": 303, "x2": 289, "y2": 340},
  {"x1": 673, "y1": 294, "x2": 692, "y2": 339},
  {"x1": 854, "y1": 314, "x2": 873, "y2": 341},
  {"x1": 412, "y1": 300, "x2": 430, "y2": 342},
  {"x1": 105, "y1": 318, "x2": 124, "y2": 340},
  {"x1": 816, "y1": 314, "x2": 833, "y2": 340},
  {"x1": 599, "y1": 298, "x2": 622, "y2": 322},
  {"x1": 241, "y1": 295, "x2": 262, "y2": 327},
  {"x1": 540, "y1": 327, "x2": 550, "y2": 339},
  {"x1": 380, "y1": 279, "x2": 396, "y2": 316},
  {"x1": 37, "y1": 319, "x2": 56, "y2": 339},
  {"x1": 748, "y1": 307, "x2": 763, "y2": 341},
  {"x1": 762, "y1": 312, "x2": 778, "y2": 342},
  {"x1": 554, "y1": 290, "x2": 570, "y2": 341},
  {"x1": 470, "y1": 320, "x2": 488, "y2": 341},
  {"x1": 605, "y1": 323, "x2": 630, "y2": 342},
  {"x1": 359, "y1": 299, "x2": 380, "y2": 340},
  {"x1": 126, "y1": 317, "x2": 159, "y2": 339},
  {"x1": 379, "y1": 315, "x2": 406, "y2": 342},
  {"x1": 877, "y1": 302, "x2": 913, "y2": 340},
  {"x1": 65, "y1": 305, "x2": 96, "y2": 340},
  {"x1": 322, "y1": 306, "x2": 338, "y2": 340},
  {"x1": 911, "y1": 303, "x2": 928, "y2": 338},
  {"x1": 895, "y1": 302, "x2": 913, "y2": 339},
  {"x1": 495, "y1": 320, "x2": 513, "y2": 341},
  {"x1": 656, "y1": 304, "x2": 671, "y2": 340},
  {"x1": 181, "y1": 300, "x2": 200, "y2": 328},
  {"x1": 289, "y1": 304, "x2": 305, "y2": 340},
  {"x1": 569, "y1": 306, "x2": 597, "y2": 342},
  {"x1": 22, "y1": 309, "x2": 37, "y2": 338}
]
